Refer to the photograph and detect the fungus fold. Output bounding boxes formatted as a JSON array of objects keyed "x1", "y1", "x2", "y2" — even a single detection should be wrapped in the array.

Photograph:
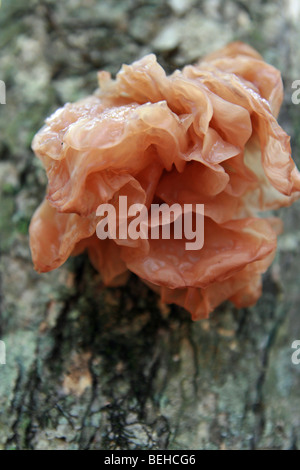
[{"x1": 30, "y1": 42, "x2": 300, "y2": 320}]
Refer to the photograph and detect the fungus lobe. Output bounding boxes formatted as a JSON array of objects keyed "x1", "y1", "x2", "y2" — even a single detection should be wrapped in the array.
[{"x1": 30, "y1": 42, "x2": 300, "y2": 320}]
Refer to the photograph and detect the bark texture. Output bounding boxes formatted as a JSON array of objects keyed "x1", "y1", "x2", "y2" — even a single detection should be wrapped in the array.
[{"x1": 0, "y1": 0, "x2": 300, "y2": 450}]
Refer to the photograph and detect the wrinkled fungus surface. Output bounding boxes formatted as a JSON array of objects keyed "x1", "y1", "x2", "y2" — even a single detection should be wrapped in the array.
[{"x1": 30, "y1": 42, "x2": 300, "y2": 320}]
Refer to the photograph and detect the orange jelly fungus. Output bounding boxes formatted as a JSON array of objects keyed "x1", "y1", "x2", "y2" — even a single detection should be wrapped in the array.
[{"x1": 30, "y1": 42, "x2": 300, "y2": 320}]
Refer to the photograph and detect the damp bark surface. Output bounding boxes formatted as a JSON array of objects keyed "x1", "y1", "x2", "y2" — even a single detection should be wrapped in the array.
[{"x1": 0, "y1": 0, "x2": 300, "y2": 450}]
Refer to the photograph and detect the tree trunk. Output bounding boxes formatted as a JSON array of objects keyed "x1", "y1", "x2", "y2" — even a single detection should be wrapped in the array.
[{"x1": 0, "y1": 0, "x2": 300, "y2": 450}]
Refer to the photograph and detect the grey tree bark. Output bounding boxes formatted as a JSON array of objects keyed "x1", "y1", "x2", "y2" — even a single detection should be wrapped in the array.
[{"x1": 0, "y1": 0, "x2": 300, "y2": 450}]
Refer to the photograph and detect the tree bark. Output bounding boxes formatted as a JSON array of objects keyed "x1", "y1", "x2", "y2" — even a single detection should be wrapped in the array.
[{"x1": 0, "y1": 0, "x2": 300, "y2": 450}]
